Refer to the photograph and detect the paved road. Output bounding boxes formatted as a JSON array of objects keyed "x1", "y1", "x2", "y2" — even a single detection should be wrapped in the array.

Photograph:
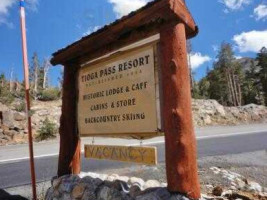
[{"x1": 0, "y1": 124, "x2": 266, "y2": 189}]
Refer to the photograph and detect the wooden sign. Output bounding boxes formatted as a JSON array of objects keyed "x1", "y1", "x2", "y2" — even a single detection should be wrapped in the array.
[
  {"x1": 84, "y1": 145, "x2": 157, "y2": 165},
  {"x1": 78, "y1": 46, "x2": 158, "y2": 137}
]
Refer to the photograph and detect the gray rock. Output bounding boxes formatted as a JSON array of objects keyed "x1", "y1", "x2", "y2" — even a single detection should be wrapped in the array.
[
  {"x1": 2, "y1": 110, "x2": 14, "y2": 128},
  {"x1": 170, "y1": 194, "x2": 190, "y2": 200},
  {"x1": 246, "y1": 181, "x2": 262, "y2": 192},
  {"x1": 136, "y1": 192, "x2": 160, "y2": 200},
  {"x1": 71, "y1": 183, "x2": 86, "y2": 199},
  {"x1": 60, "y1": 193, "x2": 72, "y2": 200},
  {"x1": 44, "y1": 175, "x2": 196, "y2": 200},
  {"x1": 111, "y1": 180, "x2": 125, "y2": 191},
  {"x1": 236, "y1": 179, "x2": 246, "y2": 189},
  {"x1": 81, "y1": 188, "x2": 97, "y2": 200},
  {"x1": 45, "y1": 187, "x2": 54, "y2": 200},
  {"x1": 52, "y1": 177, "x2": 62, "y2": 189},
  {"x1": 58, "y1": 180, "x2": 76, "y2": 193},
  {"x1": 129, "y1": 185, "x2": 141, "y2": 198},
  {"x1": 136, "y1": 188, "x2": 171, "y2": 200},
  {"x1": 97, "y1": 186, "x2": 123, "y2": 200},
  {"x1": 80, "y1": 176, "x2": 103, "y2": 190}
]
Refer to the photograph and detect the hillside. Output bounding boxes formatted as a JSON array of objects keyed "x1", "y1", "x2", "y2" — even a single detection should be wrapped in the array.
[
  {"x1": 237, "y1": 57, "x2": 259, "y2": 72},
  {"x1": 0, "y1": 99, "x2": 266, "y2": 146}
]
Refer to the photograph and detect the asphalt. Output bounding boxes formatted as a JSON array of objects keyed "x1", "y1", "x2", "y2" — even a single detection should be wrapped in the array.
[{"x1": 0, "y1": 124, "x2": 266, "y2": 189}]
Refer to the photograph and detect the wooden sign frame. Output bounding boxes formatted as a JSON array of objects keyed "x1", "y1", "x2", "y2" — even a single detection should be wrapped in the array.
[{"x1": 51, "y1": 0, "x2": 201, "y2": 199}]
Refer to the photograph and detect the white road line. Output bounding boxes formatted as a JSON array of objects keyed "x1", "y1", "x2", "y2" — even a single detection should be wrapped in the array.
[
  {"x1": 196, "y1": 130, "x2": 266, "y2": 140},
  {"x1": 0, "y1": 130, "x2": 266, "y2": 164}
]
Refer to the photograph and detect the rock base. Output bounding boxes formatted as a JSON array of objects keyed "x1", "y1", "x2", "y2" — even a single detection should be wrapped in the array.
[{"x1": 45, "y1": 174, "x2": 192, "y2": 200}]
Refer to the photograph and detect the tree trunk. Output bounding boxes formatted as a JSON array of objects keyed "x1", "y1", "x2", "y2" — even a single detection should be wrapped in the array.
[
  {"x1": 231, "y1": 73, "x2": 239, "y2": 106},
  {"x1": 226, "y1": 69, "x2": 235, "y2": 106},
  {"x1": 43, "y1": 60, "x2": 50, "y2": 89},
  {"x1": 226, "y1": 70, "x2": 233, "y2": 105},
  {"x1": 34, "y1": 66, "x2": 38, "y2": 99}
]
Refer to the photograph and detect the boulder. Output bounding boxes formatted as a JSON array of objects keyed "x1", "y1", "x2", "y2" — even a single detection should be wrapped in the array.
[
  {"x1": 246, "y1": 181, "x2": 262, "y2": 193},
  {"x1": 136, "y1": 188, "x2": 172, "y2": 200},
  {"x1": 4, "y1": 130, "x2": 17, "y2": 137},
  {"x1": 13, "y1": 112, "x2": 25, "y2": 121},
  {"x1": 2, "y1": 111, "x2": 14, "y2": 128},
  {"x1": 97, "y1": 186, "x2": 123, "y2": 200},
  {"x1": 80, "y1": 176, "x2": 103, "y2": 190},
  {"x1": 129, "y1": 185, "x2": 142, "y2": 198},
  {"x1": 212, "y1": 186, "x2": 223, "y2": 196},
  {"x1": 71, "y1": 183, "x2": 86, "y2": 199},
  {"x1": 144, "y1": 180, "x2": 161, "y2": 189},
  {"x1": 129, "y1": 177, "x2": 145, "y2": 189},
  {"x1": 81, "y1": 189, "x2": 97, "y2": 200}
]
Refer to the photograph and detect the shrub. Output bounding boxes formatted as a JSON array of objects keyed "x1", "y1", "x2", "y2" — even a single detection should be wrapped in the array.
[
  {"x1": 36, "y1": 118, "x2": 57, "y2": 141},
  {"x1": 0, "y1": 87, "x2": 14, "y2": 105},
  {"x1": 38, "y1": 88, "x2": 61, "y2": 101},
  {"x1": 14, "y1": 101, "x2": 26, "y2": 112}
]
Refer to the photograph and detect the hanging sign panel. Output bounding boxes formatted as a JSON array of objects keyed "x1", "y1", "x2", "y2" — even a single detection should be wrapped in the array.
[
  {"x1": 78, "y1": 46, "x2": 158, "y2": 137},
  {"x1": 85, "y1": 145, "x2": 157, "y2": 165}
]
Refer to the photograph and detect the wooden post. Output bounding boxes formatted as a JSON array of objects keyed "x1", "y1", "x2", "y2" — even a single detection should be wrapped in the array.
[
  {"x1": 160, "y1": 23, "x2": 201, "y2": 199},
  {"x1": 58, "y1": 63, "x2": 81, "y2": 176}
]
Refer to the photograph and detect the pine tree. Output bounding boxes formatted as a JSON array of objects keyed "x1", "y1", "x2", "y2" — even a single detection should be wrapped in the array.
[
  {"x1": 243, "y1": 60, "x2": 261, "y2": 104},
  {"x1": 0, "y1": 73, "x2": 5, "y2": 88},
  {"x1": 256, "y1": 47, "x2": 267, "y2": 105},
  {"x1": 215, "y1": 43, "x2": 244, "y2": 106},
  {"x1": 198, "y1": 76, "x2": 210, "y2": 99}
]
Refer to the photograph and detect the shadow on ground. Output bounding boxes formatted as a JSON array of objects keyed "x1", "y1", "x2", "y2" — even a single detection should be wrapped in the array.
[{"x1": 0, "y1": 189, "x2": 28, "y2": 200}]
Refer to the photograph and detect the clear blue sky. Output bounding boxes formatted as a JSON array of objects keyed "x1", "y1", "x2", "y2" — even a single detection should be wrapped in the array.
[{"x1": 0, "y1": 0, "x2": 266, "y2": 85}]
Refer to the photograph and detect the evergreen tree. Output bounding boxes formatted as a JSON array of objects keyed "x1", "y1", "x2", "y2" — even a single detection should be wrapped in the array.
[
  {"x1": 256, "y1": 47, "x2": 267, "y2": 105},
  {"x1": 0, "y1": 73, "x2": 5, "y2": 88},
  {"x1": 213, "y1": 43, "x2": 244, "y2": 106},
  {"x1": 242, "y1": 60, "x2": 261, "y2": 104},
  {"x1": 196, "y1": 43, "x2": 245, "y2": 106},
  {"x1": 198, "y1": 77, "x2": 210, "y2": 99}
]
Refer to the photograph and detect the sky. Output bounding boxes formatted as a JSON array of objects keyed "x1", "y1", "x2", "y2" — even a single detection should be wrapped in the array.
[{"x1": 0, "y1": 0, "x2": 266, "y2": 85}]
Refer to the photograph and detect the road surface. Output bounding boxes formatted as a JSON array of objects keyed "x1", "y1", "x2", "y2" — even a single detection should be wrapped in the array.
[{"x1": 0, "y1": 123, "x2": 266, "y2": 189}]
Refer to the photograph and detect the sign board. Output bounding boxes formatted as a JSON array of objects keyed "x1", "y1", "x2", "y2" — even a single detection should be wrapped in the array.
[
  {"x1": 84, "y1": 145, "x2": 157, "y2": 165},
  {"x1": 78, "y1": 46, "x2": 158, "y2": 137}
]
